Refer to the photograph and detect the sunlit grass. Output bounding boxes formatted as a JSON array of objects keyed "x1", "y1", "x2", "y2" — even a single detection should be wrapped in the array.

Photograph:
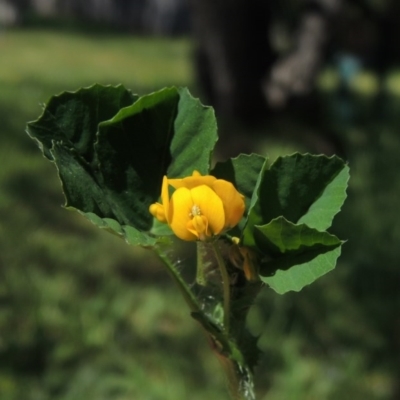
[{"x1": 0, "y1": 29, "x2": 192, "y2": 92}]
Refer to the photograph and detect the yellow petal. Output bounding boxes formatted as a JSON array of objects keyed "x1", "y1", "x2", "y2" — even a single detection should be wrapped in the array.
[
  {"x1": 149, "y1": 202, "x2": 167, "y2": 223},
  {"x1": 161, "y1": 176, "x2": 170, "y2": 223},
  {"x1": 187, "y1": 215, "x2": 209, "y2": 239},
  {"x1": 190, "y1": 185, "x2": 225, "y2": 235},
  {"x1": 212, "y1": 180, "x2": 245, "y2": 228},
  {"x1": 169, "y1": 171, "x2": 216, "y2": 190},
  {"x1": 169, "y1": 187, "x2": 197, "y2": 241},
  {"x1": 192, "y1": 215, "x2": 208, "y2": 234}
]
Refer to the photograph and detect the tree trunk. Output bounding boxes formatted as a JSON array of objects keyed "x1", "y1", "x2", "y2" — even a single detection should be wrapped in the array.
[
  {"x1": 190, "y1": 0, "x2": 343, "y2": 122},
  {"x1": 190, "y1": 0, "x2": 275, "y2": 122}
]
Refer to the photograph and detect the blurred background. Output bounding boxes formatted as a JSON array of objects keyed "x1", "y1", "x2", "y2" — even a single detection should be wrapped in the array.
[{"x1": 0, "y1": 0, "x2": 400, "y2": 399}]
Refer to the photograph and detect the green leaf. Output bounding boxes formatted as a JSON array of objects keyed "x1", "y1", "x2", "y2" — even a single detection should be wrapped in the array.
[
  {"x1": 80, "y1": 212, "x2": 158, "y2": 246},
  {"x1": 95, "y1": 86, "x2": 218, "y2": 231},
  {"x1": 243, "y1": 153, "x2": 348, "y2": 247},
  {"x1": 254, "y1": 217, "x2": 342, "y2": 255},
  {"x1": 26, "y1": 85, "x2": 218, "y2": 246},
  {"x1": 298, "y1": 164, "x2": 350, "y2": 230},
  {"x1": 95, "y1": 86, "x2": 180, "y2": 230},
  {"x1": 27, "y1": 84, "x2": 138, "y2": 162},
  {"x1": 261, "y1": 246, "x2": 341, "y2": 294},
  {"x1": 124, "y1": 225, "x2": 159, "y2": 247},
  {"x1": 168, "y1": 87, "x2": 218, "y2": 178},
  {"x1": 254, "y1": 217, "x2": 342, "y2": 293},
  {"x1": 51, "y1": 144, "x2": 113, "y2": 217}
]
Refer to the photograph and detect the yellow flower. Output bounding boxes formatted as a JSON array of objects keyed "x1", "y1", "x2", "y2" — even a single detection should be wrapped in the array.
[{"x1": 149, "y1": 171, "x2": 245, "y2": 241}]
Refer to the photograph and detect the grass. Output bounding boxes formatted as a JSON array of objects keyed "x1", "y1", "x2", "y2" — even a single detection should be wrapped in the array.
[
  {"x1": 1, "y1": 28, "x2": 400, "y2": 400},
  {"x1": 0, "y1": 29, "x2": 192, "y2": 91}
]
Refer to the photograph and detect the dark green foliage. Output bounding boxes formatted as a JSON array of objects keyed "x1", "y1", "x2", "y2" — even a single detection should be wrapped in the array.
[{"x1": 27, "y1": 86, "x2": 218, "y2": 245}]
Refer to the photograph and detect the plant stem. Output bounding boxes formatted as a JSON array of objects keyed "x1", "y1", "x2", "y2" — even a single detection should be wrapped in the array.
[
  {"x1": 221, "y1": 359, "x2": 255, "y2": 400},
  {"x1": 212, "y1": 241, "x2": 231, "y2": 333},
  {"x1": 155, "y1": 246, "x2": 201, "y2": 314},
  {"x1": 156, "y1": 243, "x2": 256, "y2": 400}
]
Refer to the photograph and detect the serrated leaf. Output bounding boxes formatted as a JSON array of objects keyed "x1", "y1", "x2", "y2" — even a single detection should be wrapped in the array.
[
  {"x1": 52, "y1": 138, "x2": 161, "y2": 247},
  {"x1": 95, "y1": 87, "x2": 180, "y2": 230},
  {"x1": 27, "y1": 84, "x2": 138, "y2": 162},
  {"x1": 261, "y1": 246, "x2": 341, "y2": 294},
  {"x1": 255, "y1": 217, "x2": 342, "y2": 293},
  {"x1": 95, "y1": 87, "x2": 218, "y2": 231},
  {"x1": 82, "y1": 212, "x2": 158, "y2": 247},
  {"x1": 26, "y1": 85, "x2": 218, "y2": 246},
  {"x1": 123, "y1": 226, "x2": 158, "y2": 247},
  {"x1": 243, "y1": 153, "x2": 348, "y2": 247},
  {"x1": 298, "y1": 164, "x2": 350, "y2": 230},
  {"x1": 168, "y1": 87, "x2": 218, "y2": 178},
  {"x1": 83, "y1": 212, "x2": 125, "y2": 237},
  {"x1": 254, "y1": 217, "x2": 341, "y2": 255},
  {"x1": 150, "y1": 219, "x2": 173, "y2": 236},
  {"x1": 51, "y1": 143, "x2": 113, "y2": 217}
]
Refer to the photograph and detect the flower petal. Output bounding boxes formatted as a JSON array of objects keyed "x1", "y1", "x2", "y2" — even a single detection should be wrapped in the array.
[
  {"x1": 161, "y1": 176, "x2": 170, "y2": 223},
  {"x1": 169, "y1": 187, "x2": 197, "y2": 241},
  {"x1": 149, "y1": 202, "x2": 167, "y2": 223},
  {"x1": 169, "y1": 171, "x2": 216, "y2": 190},
  {"x1": 190, "y1": 185, "x2": 225, "y2": 235},
  {"x1": 187, "y1": 215, "x2": 209, "y2": 239},
  {"x1": 212, "y1": 180, "x2": 245, "y2": 228},
  {"x1": 192, "y1": 215, "x2": 208, "y2": 235}
]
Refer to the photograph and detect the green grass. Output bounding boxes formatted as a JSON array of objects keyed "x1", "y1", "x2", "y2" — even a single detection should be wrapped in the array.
[
  {"x1": 0, "y1": 30, "x2": 192, "y2": 92},
  {"x1": 1, "y1": 28, "x2": 400, "y2": 400}
]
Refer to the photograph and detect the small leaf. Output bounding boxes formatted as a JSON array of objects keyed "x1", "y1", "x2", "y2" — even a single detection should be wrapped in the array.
[
  {"x1": 123, "y1": 226, "x2": 158, "y2": 247},
  {"x1": 254, "y1": 217, "x2": 342, "y2": 293},
  {"x1": 82, "y1": 212, "x2": 158, "y2": 247},
  {"x1": 261, "y1": 246, "x2": 341, "y2": 294},
  {"x1": 254, "y1": 217, "x2": 341, "y2": 255},
  {"x1": 298, "y1": 164, "x2": 350, "y2": 230},
  {"x1": 150, "y1": 219, "x2": 173, "y2": 236},
  {"x1": 243, "y1": 153, "x2": 348, "y2": 247}
]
